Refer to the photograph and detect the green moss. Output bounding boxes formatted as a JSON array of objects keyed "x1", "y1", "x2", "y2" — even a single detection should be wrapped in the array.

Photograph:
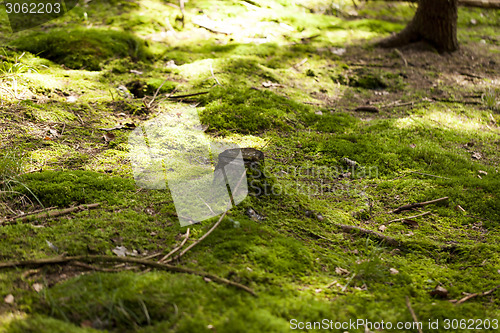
[
  {"x1": 16, "y1": 171, "x2": 135, "y2": 207},
  {"x1": 10, "y1": 28, "x2": 152, "y2": 71}
]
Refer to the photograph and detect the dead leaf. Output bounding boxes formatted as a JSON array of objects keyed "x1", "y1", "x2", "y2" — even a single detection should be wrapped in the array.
[
  {"x1": 4, "y1": 294, "x2": 14, "y2": 304},
  {"x1": 129, "y1": 69, "x2": 143, "y2": 75},
  {"x1": 315, "y1": 288, "x2": 322, "y2": 293},
  {"x1": 478, "y1": 170, "x2": 488, "y2": 175},
  {"x1": 32, "y1": 283, "x2": 43, "y2": 292},
  {"x1": 203, "y1": 277, "x2": 212, "y2": 282},
  {"x1": 409, "y1": 143, "x2": 416, "y2": 149},
  {"x1": 389, "y1": 268, "x2": 399, "y2": 275},
  {"x1": 378, "y1": 225, "x2": 387, "y2": 232},
  {"x1": 471, "y1": 152, "x2": 482, "y2": 160},
  {"x1": 112, "y1": 246, "x2": 128, "y2": 257},
  {"x1": 335, "y1": 267, "x2": 350, "y2": 276},
  {"x1": 103, "y1": 132, "x2": 115, "y2": 142},
  {"x1": 81, "y1": 320, "x2": 93, "y2": 328},
  {"x1": 315, "y1": 110, "x2": 323, "y2": 116}
]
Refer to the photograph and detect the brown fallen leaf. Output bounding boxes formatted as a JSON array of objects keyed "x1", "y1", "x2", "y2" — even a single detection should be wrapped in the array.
[
  {"x1": 430, "y1": 285, "x2": 448, "y2": 298},
  {"x1": 103, "y1": 132, "x2": 115, "y2": 142}
]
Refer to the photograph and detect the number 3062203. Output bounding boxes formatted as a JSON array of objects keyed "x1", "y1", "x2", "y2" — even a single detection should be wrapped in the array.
[{"x1": 5, "y1": 2, "x2": 62, "y2": 14}]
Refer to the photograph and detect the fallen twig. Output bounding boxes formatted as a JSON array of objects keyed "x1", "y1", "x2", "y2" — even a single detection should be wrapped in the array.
[
  {"x1": 168, "y1": 91, "x2": 209, "y2": 99},
  {"x1": 210, "y1": 63, "x2": 221, "y2": 86},
  {"x1": 394, "y1": 49, "x2": 408, "y2": 67},
  {"x1": 391, "y1": 197, "x2": 448, "y2": 214},
  {"x1": 409, "y1": 171, "x2": 451, "y2": 180},
  {"x1": 3, "y1": 203, "x2": 100, "y2": 225},
  {"x1": 333, "y1": 223, "x2": 401, "y2": 247},
  {"x1": 0, "y1": 255, "x2": 256, "y2": 296},
  {"x1": 451, "y1": 284, "x2": 500, "y2": 304},
  {"x1": 378, "y1": 101, "x2": 415, "y2": 109},
  {"x1": 388, "y1": 211, "x2": 431, "y2": 224},
  {"x1": 354, "y1": 106, "x2": 379, "y2": 113},
  {"x1": 159, "y1": 228, "x2": 190, "y2": 263},
  {"x1": 405, "y1": 296, "x2": 424, "y2": 333}
]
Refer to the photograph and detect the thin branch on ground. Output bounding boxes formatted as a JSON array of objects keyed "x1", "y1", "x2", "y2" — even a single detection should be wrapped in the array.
[
  {"x1": 451, "y1": 284, "x2": 500, "y2": 304},
  {"x1": 159, "y1": 228, "x2": 190, "y2": 263},
  {"x1": 168, "y1": 91, "x2": 209, "y2": 99},
  {"x1": 391, "y1": 197, "x2": 448, "y2": 214},
  {"x1": 409, "y1": 171, "x2": 451, "y2": 180},
  {"x1": 405, "y1": 296, "x2": 424, "y2": 333},
  {"x1": 3, "y1": 203, "x2": 100, "y2": 225},
  {"x1": 388, "y1": 211, "x2": 431, "y2": 224},
  {"x1": 0, "y1": 255, "x2": 256, "y2": 296},
  {"x1": 210, "y1": 63, "x2": 221, "y2": 86},
  {"x1": 333, "y1": 223, "x2": 401, "y2": 247},
  {"x1": 394, "y1": 49, "x2": 408, "y2": 67}
]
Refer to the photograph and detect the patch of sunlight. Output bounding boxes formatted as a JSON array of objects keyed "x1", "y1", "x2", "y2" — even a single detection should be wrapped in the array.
[
  {"x1": 177, "y1": 58, "x2": 218, "y2": 80},
  {"x1": 395, "y1": 110, "x2": 485, "y2": 132},
  {"x1": 0, "y1": 311, "x2": 27, "y2": 331},
  {"x1": 22, "y1": 72, "x2": 64, "y2": 90},
  {"x1": 428, "y1": 110, "x2": 483, "y2": 131},
  {"x1": 323, "y1": 29, "x2": 379, "y2": 44},
  {"x1": 216, "y1": 133, "x2": 268, "y2": 150},
  {"x1": 29, "y1": 145, "x2": 74, "y2": 168}
]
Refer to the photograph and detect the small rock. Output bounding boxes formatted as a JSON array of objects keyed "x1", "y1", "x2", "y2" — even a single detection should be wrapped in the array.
[
  {"x1": 430, "y1": 285, "x2": 449, "y2": 298},
  {"x1": 32, "y1": 283, "x2": 43, "y2": 292},
  {"x1": 4, "y1": 294, "x2": 14, "y2": 304}
]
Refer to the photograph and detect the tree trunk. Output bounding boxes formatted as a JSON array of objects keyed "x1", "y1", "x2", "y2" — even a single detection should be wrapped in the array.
[{"x1": 378, "y1": 0, "x2": 459, "y2": 53}]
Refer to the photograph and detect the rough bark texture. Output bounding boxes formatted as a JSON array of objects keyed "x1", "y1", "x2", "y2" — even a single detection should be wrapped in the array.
[{"x1": 378, "y1": 0, "x2": 459, "y2": 53}]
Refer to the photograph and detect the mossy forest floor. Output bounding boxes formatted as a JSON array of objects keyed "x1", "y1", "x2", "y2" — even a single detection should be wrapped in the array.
[{"x1": 0, "y1": 1, "x2": 499, "y2": 332}]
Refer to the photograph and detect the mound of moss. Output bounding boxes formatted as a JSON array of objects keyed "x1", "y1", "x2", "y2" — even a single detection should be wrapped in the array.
[
  {"x1": 10, "y1": 28, "x2": 152, "y2": 71},
  {"x1": 16, "y1": 171, "x2": 135, "y2": 207}
]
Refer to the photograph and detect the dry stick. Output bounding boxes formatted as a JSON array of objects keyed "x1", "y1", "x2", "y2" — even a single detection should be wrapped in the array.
[
  {"x1": 454, "y1": 285, "x2": 500, "y2": 305},
  {"x1": 166, "y1": 171, "x2": 247, "y2": 263},
  {"x1": 333, "y1": 223, "x2": 401, "y2": 247},
  {"x1": 159, "y1": 228, "x2": 190, "y2": 263},
  {"x1": 405, "y1": 296, "x2": 424, "y2": 333},
  {"x1": 144, "y1": 78, "x2": 170, "y2": 110},
  {"x1": 0, "y1": 255, "x2": 256, "y2": 296},
  {"x1": 388, "y1": 211, "x2": 431, "y2": 224},
  {"x1": 382, "y1": 101, "x2": 415, "y2": 109},
  {"x1": 394, "y1": 48, "x2": 408, "y2": 67},
  {"x1": 3, "y1": 203, "x2": 100, "y2": 224},
  {"x1": 168, "y1": 91, "x2": 209, "y2": 99},
  {"x1": 210, "y1": 63, "x2": 221, "y2": 86},
  {"x1": 391, "y1": 197, "x2": 448, "y2": 214},
  {"x1": 70, "y1": 261, "x2": 124, "y2": 273},
  {"x1": 409, "y1": 171, "x2": 451, "y2": 180}
]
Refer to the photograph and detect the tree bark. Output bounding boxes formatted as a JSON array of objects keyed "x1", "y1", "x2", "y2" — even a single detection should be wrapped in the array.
[{"x1": 378, "y1": 0, "x2": 459, "y2": 53}]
